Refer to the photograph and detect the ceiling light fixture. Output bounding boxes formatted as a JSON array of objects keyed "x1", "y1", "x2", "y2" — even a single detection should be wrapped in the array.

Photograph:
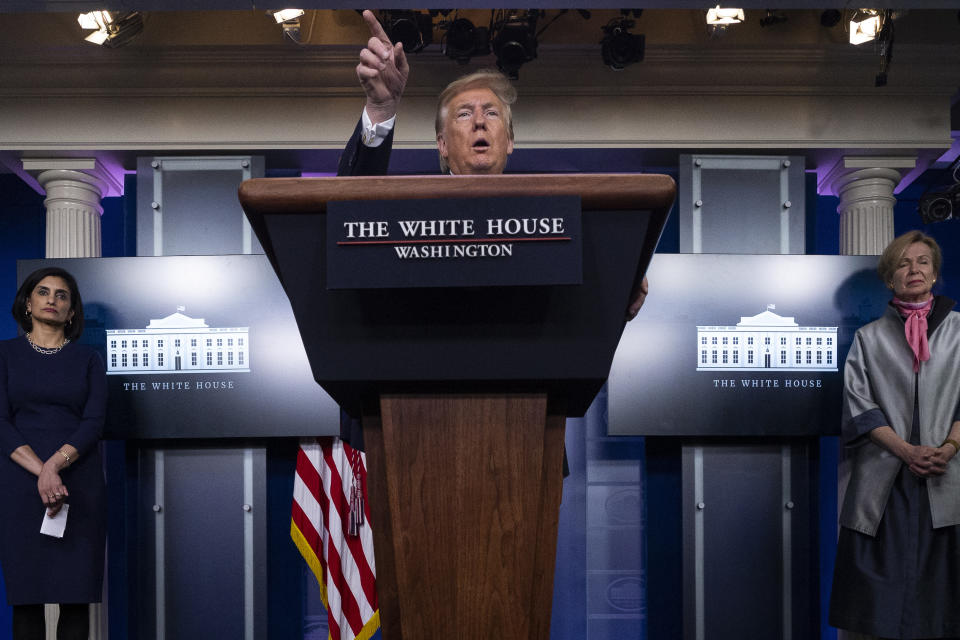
[
  {"x1": 77, "y1": 10, "x2": 110, "y2": 31},
  {"x1": 272, "y1": 9, "x2": 304, "y2": 24},
  {"x1": 491, "y1": 10, "x2": 539, "y2": 80},
  {"x1": 600, "y1": 16, "x2": 645, "y2": 71},
  {"x1": 820, "y1": 10, "x2": 842, "y2": 27},
  {"x1": 849, "y1": 9, "x2": 882, "y2": 45},
  {"x1": 759, "y1": 10, "x2": 788, "y2": 27},
  {"x1": 705, "y1": 6, "x2": 745, "y2": 25},
  {"x1": 379, "y1": 10, "x2": 434, "y2": 54},
  {"x1": 77, "y1": 11, "x2": 143, "y2": 48},
  {"x1": 441, "y1": 17, "x2": 490, "y2": 65},
  {"x1": 271, "y1": 9, "x2": 306, "y2": 44}
]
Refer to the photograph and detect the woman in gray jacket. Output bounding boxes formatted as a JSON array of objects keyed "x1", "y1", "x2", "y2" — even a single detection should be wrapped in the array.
[{"x1": 830, "y1": 230, "x2": 960, "y2": 639}]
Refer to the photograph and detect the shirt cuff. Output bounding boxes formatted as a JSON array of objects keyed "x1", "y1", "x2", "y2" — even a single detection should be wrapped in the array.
[{"x1": 361, "y1": 108, "x2": 396, "y2": 148}]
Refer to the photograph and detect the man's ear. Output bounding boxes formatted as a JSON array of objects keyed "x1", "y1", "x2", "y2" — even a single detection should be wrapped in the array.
[{"x1": 436, "y1": 133, "x2": 448, "y2": 159}]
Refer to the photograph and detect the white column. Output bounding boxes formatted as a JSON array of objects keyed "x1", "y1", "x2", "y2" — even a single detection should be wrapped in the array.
[
  {"x1": 833, "y1": 168, "x2": 901, "y2": 256},
  {"x1": 22, "y1": 158, "x2": 122, "y2": 259},
  {"x1": 818, "y1": 156, "x2": 916, "y2": 256},
  {"x1": 37, "y1": 168, "x2": 104, "y2": 258}
]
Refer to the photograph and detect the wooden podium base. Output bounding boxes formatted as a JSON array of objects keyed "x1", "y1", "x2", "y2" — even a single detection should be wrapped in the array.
[{"x1": 362, "y1": 393, "x2": 566, "y2": 640}]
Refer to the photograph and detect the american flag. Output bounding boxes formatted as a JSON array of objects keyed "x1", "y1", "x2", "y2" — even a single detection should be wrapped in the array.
[{"x1": 291, "y1": 437, "x2": 380, "y2": 640}]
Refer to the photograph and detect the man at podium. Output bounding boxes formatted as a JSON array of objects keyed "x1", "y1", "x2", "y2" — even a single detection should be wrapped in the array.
[
  {"x1": 337, "y1": 10, "x2": 648, "y2": 319},
  {"x1": 339, "y1": 11, "x2": 515, "y2": 178},
  {"x1": 285, "y1": 14, "x2": 660, "y2": 638}
]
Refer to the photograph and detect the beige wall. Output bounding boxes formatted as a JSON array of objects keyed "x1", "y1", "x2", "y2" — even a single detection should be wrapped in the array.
[{"x1": 0, "y1": 10, "x2": 957, "y2": 175}]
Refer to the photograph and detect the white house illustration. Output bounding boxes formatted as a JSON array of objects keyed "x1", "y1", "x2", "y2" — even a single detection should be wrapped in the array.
[
  {"x1": 696, "y1": 305, "x2": 837, "y2": 372},
  {"x1": 106, "y1": 307, "x2": 250, "y2": 375}
]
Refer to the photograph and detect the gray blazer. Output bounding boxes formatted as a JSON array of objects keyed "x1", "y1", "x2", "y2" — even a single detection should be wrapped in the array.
[{"x1": 840, "y1": 297, "x2": 960, "y2": 536}]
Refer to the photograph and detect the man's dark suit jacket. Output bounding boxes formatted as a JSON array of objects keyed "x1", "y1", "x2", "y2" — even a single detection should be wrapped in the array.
[{"x1": 338, "y1": 120, "x2": 395, "y2": 177}]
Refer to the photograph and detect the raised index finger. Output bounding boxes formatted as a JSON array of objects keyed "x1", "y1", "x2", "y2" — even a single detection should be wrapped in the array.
[{"x1": 362, "y1": 10, "x2": 392, "y2": 46}]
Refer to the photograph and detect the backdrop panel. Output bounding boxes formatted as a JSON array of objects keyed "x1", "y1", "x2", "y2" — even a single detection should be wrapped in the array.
[
  {"x1": 608, "y1": 253, "x2": 891, "y2": 436},
  {"x1": 18, "y1": 255, "x2": 340, "y2": 439}
]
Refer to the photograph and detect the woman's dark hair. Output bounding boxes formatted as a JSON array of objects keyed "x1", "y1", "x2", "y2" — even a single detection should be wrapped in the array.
[{"x1": 11, "y1": 267, "x2": 85, "y2": 341}]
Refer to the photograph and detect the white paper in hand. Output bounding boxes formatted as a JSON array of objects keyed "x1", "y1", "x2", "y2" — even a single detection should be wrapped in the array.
[{"x1": 40, "y1": 503, "x2": 68, "y2": 538}]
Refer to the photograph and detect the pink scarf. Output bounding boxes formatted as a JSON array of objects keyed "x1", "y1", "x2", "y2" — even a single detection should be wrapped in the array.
[{"x1": 891, "y1": 297, "x2": 933, "y2": 372}]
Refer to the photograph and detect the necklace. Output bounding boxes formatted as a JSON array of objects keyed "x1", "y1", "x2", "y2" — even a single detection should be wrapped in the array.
[{"x1": 25, "y1": 332, "x2": 70, "y2": 355}]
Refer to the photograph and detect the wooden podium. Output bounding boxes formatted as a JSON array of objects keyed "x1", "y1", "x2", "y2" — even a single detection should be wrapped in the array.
[{"x1": 239, "y1": 174, "x2": 674, "y2": 640}]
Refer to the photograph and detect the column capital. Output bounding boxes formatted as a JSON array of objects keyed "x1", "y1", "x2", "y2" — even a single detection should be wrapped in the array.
[
  {"x1": 817, "y1": 155, "x2": 916, "y2": 198},
  {"x1": 21, "y1": 157, "x2": 123, "y2": 199},
  {"x1": 21, "y1": 159, "x2": 107, "y2": 258},
  {"x1": 824, "y1": 158, "x2": 914, "y2": 256}
]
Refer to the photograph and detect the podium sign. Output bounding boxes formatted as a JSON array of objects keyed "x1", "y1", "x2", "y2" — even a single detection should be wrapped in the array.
[{"x1": 327, "y1": 195, "x2": 582, "y2": 289}]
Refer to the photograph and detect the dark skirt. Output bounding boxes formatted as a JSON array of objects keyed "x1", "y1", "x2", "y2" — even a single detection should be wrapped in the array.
[
  {"x1": 829, "y1": 461, "x2": 960, "y2": 638},
  {"x1": 0, "y1": 445, "x2": 106, "y2": 605}
]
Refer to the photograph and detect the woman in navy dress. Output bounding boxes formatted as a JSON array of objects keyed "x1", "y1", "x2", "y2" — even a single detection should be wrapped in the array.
[{"x1": 0, "y1": 267, "x2": 106, "y2": 640}]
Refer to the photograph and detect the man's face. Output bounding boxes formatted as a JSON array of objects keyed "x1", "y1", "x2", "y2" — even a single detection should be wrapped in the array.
[{"x1": 437, "y1": 87, "x2": 514, "y2": 175}]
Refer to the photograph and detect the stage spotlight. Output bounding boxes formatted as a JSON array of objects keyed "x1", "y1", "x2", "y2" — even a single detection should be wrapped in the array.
[
  {"x1": 492, "y1": 12, "x2": 539, "y2": 80},
  {"x1": 600, "y1": 17, "x2": 644, "y2": 71},
  {"x1": 77, "y1": 11, "x2": 143, "y2": 48},
  {"x1": 849, "y1": 9, "x2": 882, "y2": 45},
  {"x1": 705, "y1": 6, "x2": 745, "y2": 25},
  {"x1": 77, "y1": 11, "x2": 107, "y2": 30},
  {"x1": 272, "y1": 9, "x2": 304, "y2": 23},
  {"x1": 820, "y1": 10, "x2": 842, "y2": 27},
  {"x1": 380, "y1": 10, "x2": 433, "y2": 54},
  {"x1": 442, "y1": 18, "x2": 490, "y2": 65},
  {"x1": 271, "y1": 9, "x2": 305, "y2": 44},
  {"x1": 759, "y1": 10, "x2": 787, "y2": 27}
]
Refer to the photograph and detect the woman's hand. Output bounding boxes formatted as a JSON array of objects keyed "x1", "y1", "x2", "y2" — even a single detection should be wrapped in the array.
[
  {"x1": 902, "y1": 443, "x2": 948, "y2": 477},
  {"x1": 930, "y1": 443, "x2": 958, "y2": 468},
  {"x1": 37, "y1": 461, "x2": 69, "y2": 516},
  {"x1": 870, "y1": 427, "x2": 952, "y2": 477}
]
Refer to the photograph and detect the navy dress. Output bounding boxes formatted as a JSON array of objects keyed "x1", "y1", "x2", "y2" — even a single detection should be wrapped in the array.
[{"x1": 0, "y1": 336, "x2": 107, "y2": 605}]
